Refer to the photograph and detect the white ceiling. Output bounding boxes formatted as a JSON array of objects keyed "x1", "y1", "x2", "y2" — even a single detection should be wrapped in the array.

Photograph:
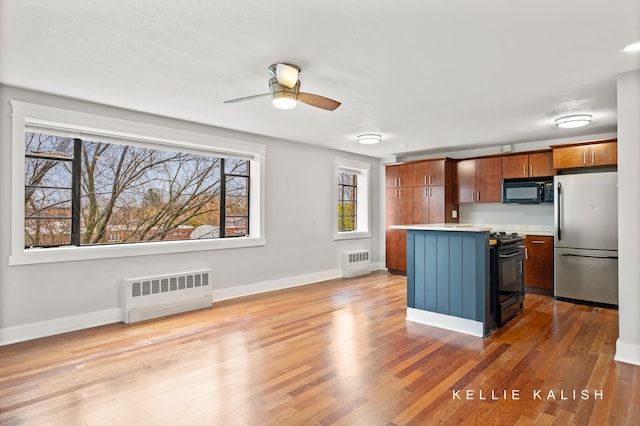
[{"x1": 1, "y1": 0, "x2": 639, "y2": 158}]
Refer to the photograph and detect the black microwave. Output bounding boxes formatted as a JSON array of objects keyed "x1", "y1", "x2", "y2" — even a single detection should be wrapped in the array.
[{"x1": 502, "y1": 179, "x2": 554, "y2": 204}]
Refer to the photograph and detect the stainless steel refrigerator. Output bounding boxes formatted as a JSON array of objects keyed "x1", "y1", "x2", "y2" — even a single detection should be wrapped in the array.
[{"x1": 554, "y1": 172, "x2": 618, "y2": 306}]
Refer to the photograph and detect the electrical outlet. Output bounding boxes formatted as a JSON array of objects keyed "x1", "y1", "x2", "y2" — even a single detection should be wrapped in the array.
[{"x1": 452, "y1": 209, "x2": 458, "y2": 219}]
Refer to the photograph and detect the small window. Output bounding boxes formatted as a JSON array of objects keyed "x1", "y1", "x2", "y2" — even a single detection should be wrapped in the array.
[
  {"x1": 334, "y1": 158, "x2": 371, "y2": 240},
  {"x1": 337, "y1": 171, "x2": 357, "y2": 232}
]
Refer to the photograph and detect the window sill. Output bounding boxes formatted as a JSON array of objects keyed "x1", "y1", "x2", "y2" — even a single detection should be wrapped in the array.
[
  {"x1": 9, "y1": 236, "x2": 266, "y2": 266},
  {"x1": 333, "y1": 231, "x2": 371, "y2": 241}
]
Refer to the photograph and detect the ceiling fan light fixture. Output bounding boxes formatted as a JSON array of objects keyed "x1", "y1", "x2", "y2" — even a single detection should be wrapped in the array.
[
  {"x1": 357, "y1": 133, "x2": 382, "y2": 145},
  {"x1": 555, "y1": 114, "x2": 592, "y2": 128},
  {"x1": 275, "y1": 63, "x2": 300, "y2": 88},
  {"x1": 269, "y1": 77, "x2": 299, "y2": 109},
  {"x1": 272, "y1": 96, "x2": 297, "y2": 110}
]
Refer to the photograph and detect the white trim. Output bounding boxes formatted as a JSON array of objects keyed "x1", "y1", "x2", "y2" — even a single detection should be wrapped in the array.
[
  {"x1": 0, "y1": 308, "x2": 121, "y2": 346},
  {"x1": 213, "y1": 269, "x2": 342, "y2": 301},
  {"x1": 334, "y1": 157, "x2": 371, "y2": 240},
  {"x1": 10, "y1": 237, "x2": 266, "y2": 266},
  {"x1": 334, "y1": 231, "x2": 372, "y2": 240},
  {"x1": 406, "y1": 308, "x2": 484, "y2": 338},
  {"x1": 615, "y1": 338, "x2": 640, "y2": 366},
  {"x1": 10, "y1": 101, "x2": 267, "y2": 265}
]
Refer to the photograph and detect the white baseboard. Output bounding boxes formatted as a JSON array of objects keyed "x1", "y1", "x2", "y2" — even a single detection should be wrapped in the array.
[
  {"x1": 0, "y1": 267, "x2": 368, "y2": 346},
  {"x1": 615, "y1": 338, "x2": 640, "y2": 366},
  {"x1": 406, "y1": 307, "x2": 484, "y2": 338},
  {"x1": 213, "y1": 269, "x2": 342, "y2": 301},
  {"x1": 0, "y1": 308, "x2": 121, "y2": 346},
  {"x1": 370, "y1": 262, "x2": 387, "y2": 272}
]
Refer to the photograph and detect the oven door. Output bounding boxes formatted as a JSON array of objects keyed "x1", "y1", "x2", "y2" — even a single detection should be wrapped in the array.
[{"x1": 498, "y1": 248, "x2": 524, "y2": 301}]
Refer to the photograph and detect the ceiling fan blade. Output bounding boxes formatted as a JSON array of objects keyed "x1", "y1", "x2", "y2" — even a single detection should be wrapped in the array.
[
  {"x1": 298, "y1": 93, "x2": 341, "y2": 111},
  {"x1": 224, "y1": 93, "x2": 270, "y2": 104}
]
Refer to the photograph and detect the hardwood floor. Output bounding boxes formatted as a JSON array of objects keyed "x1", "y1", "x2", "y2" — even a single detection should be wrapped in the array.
[{"x1": 1, "y1": 272, "x2": 637, "y2": 425}]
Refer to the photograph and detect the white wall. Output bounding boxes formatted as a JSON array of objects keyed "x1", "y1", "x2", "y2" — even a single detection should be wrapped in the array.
[
  {"x1": 0, "y1": 85, "x2": 382, "y2": 344},
  {"x1": 459, "y1": 203, "x2": 553, "y2": 227},
  {"x1": 615, "y1": 69, "x2": 640, "y2": 366}
]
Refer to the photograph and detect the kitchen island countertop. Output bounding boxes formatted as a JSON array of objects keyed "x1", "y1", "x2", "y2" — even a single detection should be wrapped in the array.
[{"x1": 389, "y1": 223, "x2": 492, "y2": 232}]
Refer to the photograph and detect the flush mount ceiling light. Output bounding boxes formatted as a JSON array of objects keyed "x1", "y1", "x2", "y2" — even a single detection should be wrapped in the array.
[
  {"x1": 623, "y1": 41, "x2": 640, "y2": 52},
  {"x1": 555, "y1": 114, "x2": 592, "y2": 129},
  {"x1": 357, "y1": 133, "x2": 382, "y2": 145}
]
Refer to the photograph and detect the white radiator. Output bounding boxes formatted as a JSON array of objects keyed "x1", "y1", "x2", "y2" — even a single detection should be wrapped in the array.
[
  {"x1": 121, "y1": 269, "x2": 213, "y2": 323},
  {"x1": 341, "y1": 250, "x2": 371, "y2": 278}
]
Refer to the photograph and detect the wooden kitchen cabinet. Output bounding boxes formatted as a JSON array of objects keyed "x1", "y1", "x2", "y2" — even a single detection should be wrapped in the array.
[
  {"x1": 385, "y1": 187, "x2": 413, "y2": 226},
  {"x1": 385, "y1": 163, "x2": 413, "y2": 188},
  {"x1": 524, "y1": 235, "x2": 554, "y2": 291},
  {"x1": 413, "y1": 159, "x2": 445, "y2": 186},
  {"x1": 385, "y1": 174, "x2": 413, "y2": 274},
  {"x1": 386, "y1": 159, "x2": 457, "y2": 273},
  {"x1": 386, "y1": 229, "x2": 407, "y2": 273},
  {"x1": 385, "y1": 163, "x2": 413, "y2": 270},
  {"x1": 455, "y1": 157, "x2": 502, "y2": 203},
  {"x1": 502, "y1": 151, "x2": 554, "y2": 179},
  {"x1": 552, "y1": 140, "x2": 617, "y2": 169},
  {"x1": 413, "y1": 185, "x2": 445, "y2": 224}
]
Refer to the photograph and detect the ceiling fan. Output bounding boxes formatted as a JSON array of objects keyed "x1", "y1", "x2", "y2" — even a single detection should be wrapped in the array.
[{"x1": 224, "y1": 63, "x2": 341, "y2": 111}]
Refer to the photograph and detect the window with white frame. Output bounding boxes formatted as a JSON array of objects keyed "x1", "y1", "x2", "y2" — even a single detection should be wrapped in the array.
[
  {"x1": 334, "y1": 158, "x2": 371, "y2": 240},
  {"x1": 10, "y1": 101, "x2": 265, "y2": 265}
]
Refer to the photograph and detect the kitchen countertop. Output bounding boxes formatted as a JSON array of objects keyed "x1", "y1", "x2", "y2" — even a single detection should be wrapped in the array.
[{"x1": 389, "y1": 223, "x2": 492, "y2": 232}]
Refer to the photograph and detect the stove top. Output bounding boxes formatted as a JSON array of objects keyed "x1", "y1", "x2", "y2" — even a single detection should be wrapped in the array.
[{"x1": 489, "y1": 232, "x2": 523, "y2": 245}]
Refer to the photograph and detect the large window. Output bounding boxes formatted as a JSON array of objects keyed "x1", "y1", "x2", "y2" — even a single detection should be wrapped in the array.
[
  {"x1": 334, "y1": 158, "x2": 371, "y2": 240},
  {"x1": 24, "y1": 132, "x2": 249, "y2": 248},
  {"x1": 11, "y1": 101, "x2": 265, "y2": 265}
]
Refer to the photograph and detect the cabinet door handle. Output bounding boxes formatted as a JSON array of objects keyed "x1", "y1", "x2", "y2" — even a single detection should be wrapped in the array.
[
  {"x1": 425, "y1": 188, "x2": 428, "y2": 198},
  {"x1": 398, "y1": 177, "x2": 401, "y2": 187},
  {"x1": 428, "y1": 175, "x2": 432, "y2": 185},
  {"x1": 429, "y1": 187, "x2": 432, "y2": 197},
  {"x1": 592, "y1": 151, "x2": 595, "y2": 165},
  {"x1": 531, "y1": 240, "x2": 545, "y2": 244},
  {"x1": 525, "y1": 247, "x2": 529, "y2": 260},
  {"x1": 583, "y1": 152, "x2": 587, "y2": 165},
  {"x1": 523, "y1": 165, "x2": 526, "y2": 176},
  {"x1": 477, "y1": 191, "x2": 480, "y2": 201},
  {"x1": 529, "y1": 164, "x2": 533, "y2": 176},
  {"x1": 424, "y1": 176, "x2": 427, "y2": 185}
]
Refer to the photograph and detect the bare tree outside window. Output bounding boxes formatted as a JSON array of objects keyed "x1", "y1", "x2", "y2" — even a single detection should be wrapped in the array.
[
  {"x1": 24, "y1": 132, "x2": 250, "y2": 248},
  {"x1": 338, "y1": 171, "x2": 357, "y2": 232}
]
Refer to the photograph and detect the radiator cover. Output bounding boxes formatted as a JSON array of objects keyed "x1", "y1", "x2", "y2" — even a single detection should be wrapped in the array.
[
  {"x1": 341, "y1": 249, "x2": 371, "y2": 278},
  {"x1": 121, "y1": 269, "x2": 213, "y2": 323}
]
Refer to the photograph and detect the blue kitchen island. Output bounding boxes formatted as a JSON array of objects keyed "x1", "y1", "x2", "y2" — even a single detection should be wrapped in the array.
[{"x1": 389, "y1": 224, "x2": 495, "y2": 337}]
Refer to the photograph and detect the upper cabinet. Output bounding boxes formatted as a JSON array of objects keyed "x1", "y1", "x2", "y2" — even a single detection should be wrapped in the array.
[
  {"x1": 413, "y1": 159, "x2": 445, "y2": 186},
  {"x1": 502, "y1": 151, "x2": 554, "y2": 179},
  {"x1": 455, "y1": 157, "x2": 502, "y2": 203},
  {"x1": 552, "y1": 140, "x2": 617, "y2": 170},
  {"x1": 385, "y1": 164, "x2": 413, "y2": 188}
]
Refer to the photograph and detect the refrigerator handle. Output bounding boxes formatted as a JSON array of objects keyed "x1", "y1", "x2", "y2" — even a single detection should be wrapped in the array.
[
  {"x1": 556, "y1": 182, "x2": 562, "y2": 241},
  {"x1": 558, "y1": 252, "x2": 619, "y2": 260}
]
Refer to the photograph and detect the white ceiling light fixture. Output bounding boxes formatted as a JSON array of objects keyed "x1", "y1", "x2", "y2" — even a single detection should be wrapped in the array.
[
  {"x1": 622, "y1": 41, "x2": 640, "y2": 52},
  {"x1": 555, "y1": 114, "x2": 592, "y2": 129},
  {"x1": 357, "y1": 133, "x2": 382, "y2": 145}
]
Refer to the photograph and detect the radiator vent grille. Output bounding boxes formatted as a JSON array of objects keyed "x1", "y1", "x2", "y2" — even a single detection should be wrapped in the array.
[
  {"x1": 341, "y1": 249, "x2": 371, "y2": 278},
  {"x1": 122, "y1": 269, "x2": 213, "y2": 323}
]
